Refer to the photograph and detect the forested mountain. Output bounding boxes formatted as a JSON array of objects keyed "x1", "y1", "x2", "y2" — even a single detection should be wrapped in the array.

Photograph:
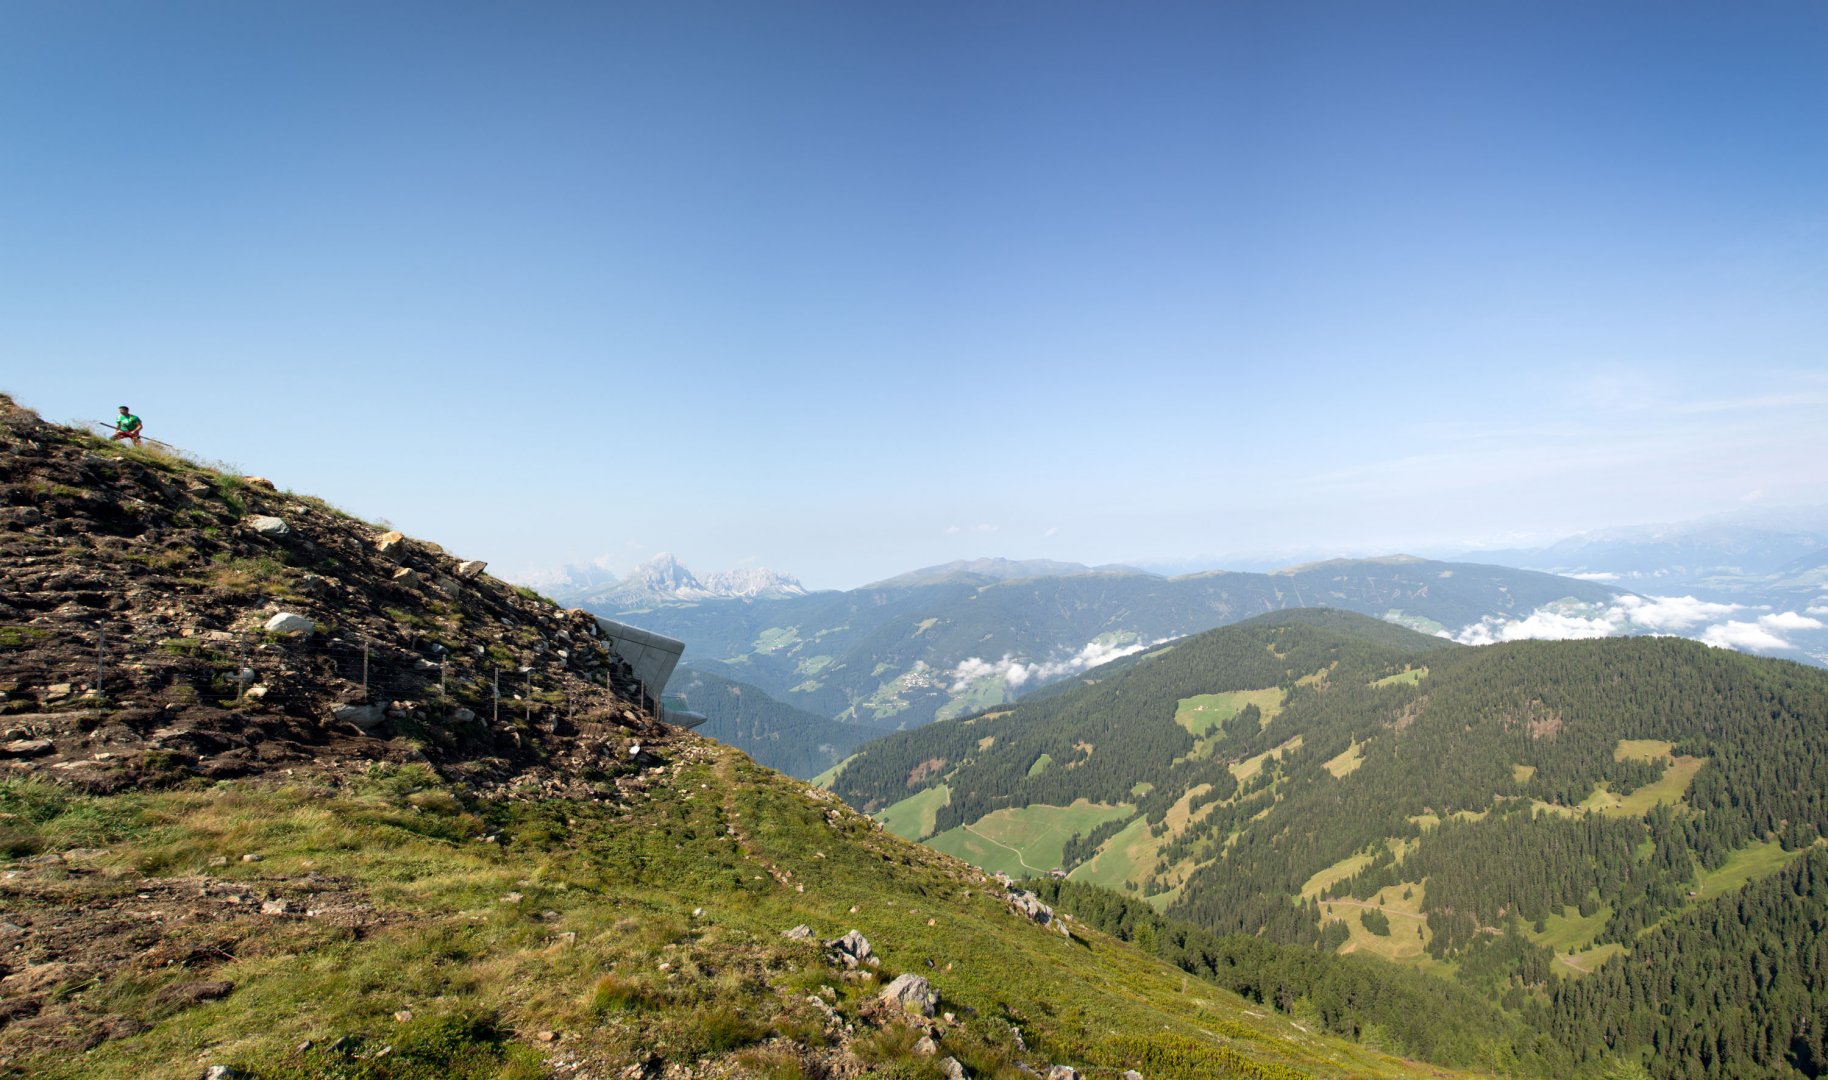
[
  {"x1": 662, "y1": 666, "x2": 891, "y2": 777},
  {"x1": 827, "y1": 609, "x2": 1828, "y2": 1078},
  {"x1": 584, "y1": 555, "x2": 1624, "y2": 731}
]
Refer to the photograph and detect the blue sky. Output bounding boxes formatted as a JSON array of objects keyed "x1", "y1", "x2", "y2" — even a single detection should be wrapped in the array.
[{"x1": 4, "y1": 2, "x2": 1825, "y2": 588}]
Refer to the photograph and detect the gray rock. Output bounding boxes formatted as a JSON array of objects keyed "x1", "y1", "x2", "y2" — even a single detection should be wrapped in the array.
[
  {"x1": 261, "y1": 899, "x2": 289, "y2": 916},
  {"x1": 827, "y1": 929, "x2": 873, "y2": 969},
  {"x1": 376, "y1": 531, "x2": 407, "y2": 558},
  {"x1": 914, "y1": 1034, "x2": 939, "y2": 1056},
  {"x1": 782, "y1": 924, "x2": 814, "y2": 940},
  {"x1": 455, "y1": 559, "x2": 487, "y2": 579},
  {"x1": 1, "y1": 738, "x2": 53, "y2": 757},
  {"x1": 391, "y1": 567, "x2": 420, "y2": 586},
  {"x1": 941, "y1": 1058, "x2": 969, "y2": 1080},
  {"x1": 245, "y1": 515, "x2": 290, "y2": 537},
  {"x1": 331, "y1": 703, "x2": 384, "y2": 730},
  {"x1": 880, "y1": 972, "x2": 939, "y2": 1016},
  {"x1": 1122, "y1": 1072, "x2": 1144, "y2": 1080},
  {"x1": 203, "y1": 1067, "x2": 237, "y2": 1080},
  {"x1": 263, "y1": 612, "x2": 315, "y2": 635},
  {"x1": 1045, "y1": 1069, "x2": 1080, "y2": 1080}
]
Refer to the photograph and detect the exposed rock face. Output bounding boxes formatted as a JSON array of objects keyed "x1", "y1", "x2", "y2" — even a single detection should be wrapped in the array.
[
  {"x1": 455, "y1": 560, "x2": 487, "y2": 579},
  {"x1": 245, "y1": 515, "x2": 289, "y2": 537}
]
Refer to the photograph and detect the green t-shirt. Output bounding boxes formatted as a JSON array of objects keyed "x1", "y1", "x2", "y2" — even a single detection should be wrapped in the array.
[{"x1": 116, "y1": 414, "x2": 140, "y2": 432}]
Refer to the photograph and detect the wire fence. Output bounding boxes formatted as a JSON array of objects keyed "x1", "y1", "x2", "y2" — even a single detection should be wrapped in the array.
[{"x1": 0, "y1": 620, "x2": 649, "y2": 731}]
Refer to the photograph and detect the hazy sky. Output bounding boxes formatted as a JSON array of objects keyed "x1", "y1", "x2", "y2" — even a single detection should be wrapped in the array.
[{"x1": 5, "y1": 2, "x2": 1825, "y2": 589}]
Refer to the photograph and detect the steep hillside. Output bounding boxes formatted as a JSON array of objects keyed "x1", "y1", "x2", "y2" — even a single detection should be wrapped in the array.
[
  {"x1": 587, "y1": 557, "x2": 1622, "y2": 731},
  {"x1": 0, "y1": 400, "x2": 1476, "y2": 1079},
  {"x1": 663, "y1": 667, "x2": 891, "y2": 778},
  {"x1": 829, "y1": 610, "x2": 1828, "y2": 1079}
]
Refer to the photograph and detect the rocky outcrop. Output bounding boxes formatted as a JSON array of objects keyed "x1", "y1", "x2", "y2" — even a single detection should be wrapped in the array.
[
  {"x1": 0, "y1": 395, "x2": 667, "y2": 794},
  {"x1": 880, "y1": 973, "x2": 939, "y2": 1016}
]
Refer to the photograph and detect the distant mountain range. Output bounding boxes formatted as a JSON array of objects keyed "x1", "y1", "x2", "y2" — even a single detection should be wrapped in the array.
[
  {"x1": 1459, "y1": 506, "x2": 1828, "y2": 588},
  {"x1": 530, "y1": 552, "x2": 807, "y2": 607},
  {"x1": 577, "y1": 553, "x2": 1631, "y2": 732},
  {"x1": 866, "y1": 557, "x2": 1147, "y2": 589}
]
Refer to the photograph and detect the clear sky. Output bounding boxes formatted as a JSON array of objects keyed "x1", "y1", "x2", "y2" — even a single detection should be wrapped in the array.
[{"x1": 5, "y1": 2, "x2": 1825, "y2": 589}]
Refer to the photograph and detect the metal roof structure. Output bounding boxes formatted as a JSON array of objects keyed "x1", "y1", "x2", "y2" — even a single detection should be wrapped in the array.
[{"x1": 592, "y1": 616, "x2": 703, "y2": 729}]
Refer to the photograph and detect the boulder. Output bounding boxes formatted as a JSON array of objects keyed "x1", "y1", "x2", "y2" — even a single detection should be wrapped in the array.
[
  {"x1": 376, "y1": 531, "x2": 407, "y2": 558},
  {"x1": 782, "y1": 924, "x2": 814, "y2": 941},
  {"x1": 827, "y1": 929, "x2": 873, "y2": 969},
  {"x1": 245, "y1": 515, "x2": 290, "y2": 537},
  {"x1": 914, "y1": 1035, "x2": 939, "y2": 1056},
  {"x1": 331, "y1": 704, "x2": 384, "y2": 730},
  {"x1": 263, "y1": 612, "x2": 315, "y2": 635},
  {"x1": 1122, "y1": 1072, "x2": 1144, "y2": 1080},
  {"x1": 455, "y1": 560, "x2": 487, "y2": 579},
  {"x1": 391, "y1": 568, "x2": 420, "y2": 586},
  {"x1": 241, "y1": 476, "x2": 276, "y2": 490},
  {"x1": 880, "y1": 972, "x2": 939, "y2": 1017},
  {"x1": 941, "y1": 1058, "x2": 969, "y2": 1080},
  {"x1": 1046, "y1": 1069, "x2": 1080, "y2": 1080},
  {"x1": 1, "y1": 739, "x2": 53, "y2": 757}
]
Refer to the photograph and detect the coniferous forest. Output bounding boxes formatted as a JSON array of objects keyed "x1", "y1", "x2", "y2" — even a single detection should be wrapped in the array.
[{"x1": 828, "y1": 610, "x2": 1828, "y2": 1078}]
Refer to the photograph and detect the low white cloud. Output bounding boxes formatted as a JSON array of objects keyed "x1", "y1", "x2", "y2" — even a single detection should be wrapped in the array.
[
  {"x1": 1758, "y1": 611, "x2": 1825, "y2": 632},
  {"x1": 1702, "y1": 621, "x2": 1794, "y2": 652},
  {"x1": 1807, "y1": 605, "x2": 1828, "y2": 616},
  {"x1": 948, "y1": 635, "x2": 1170, "y2": 692},
  {"x1": 1611, "y1": 594, "x2": 1742, "y2": 631},
  {"x1": 1451, "y1": 595, "x2": 1822, "y2": 655},
  {"x1": 1565, "y1": 571, "x2": 1620, "y2": 581},
  {"x1": 944, "y1": 525, "x2": 961, "y2": 534}
]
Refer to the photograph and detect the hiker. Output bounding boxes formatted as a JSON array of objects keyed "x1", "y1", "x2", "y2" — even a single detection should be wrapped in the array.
[{"x1": 111, "y1": 405, "x2": 143, "y2": 446}]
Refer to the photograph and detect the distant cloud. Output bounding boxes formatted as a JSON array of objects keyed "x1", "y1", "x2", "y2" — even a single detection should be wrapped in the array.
[
  {"x1": 1452, "y1": 594, "x2": 1741, "y2": 645},
  {"x1": 1565, "y1": 571, "x2": 1620, "y2": 581},
  {"x1": 1043, "y1": 526, "x2": 1059, "y2": 538},
  {"x1": 1702, "y1": 621, "x2": 1794, "y2": 652},
  {"x1": 944, "y1": 525, "x2": 961, "y2": 534},
  {"x1": 1757, "y1": 611, "x2": 1824, "y2": 632},
  {"x1": 949, "y1": 636, "x2": 1169, "y2": 692},
  {"x1": 1452, "y1": 595, "x2": 1821, "y2": 654},
  {"x1": 943, "y1": 523, "x2": 1000, "y2": 535}
]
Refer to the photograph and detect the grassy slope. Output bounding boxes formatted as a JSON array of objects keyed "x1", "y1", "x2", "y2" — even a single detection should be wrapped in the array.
[{"x1": 3, "y1": 743, "x2": 1471, "y2": 1080}]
